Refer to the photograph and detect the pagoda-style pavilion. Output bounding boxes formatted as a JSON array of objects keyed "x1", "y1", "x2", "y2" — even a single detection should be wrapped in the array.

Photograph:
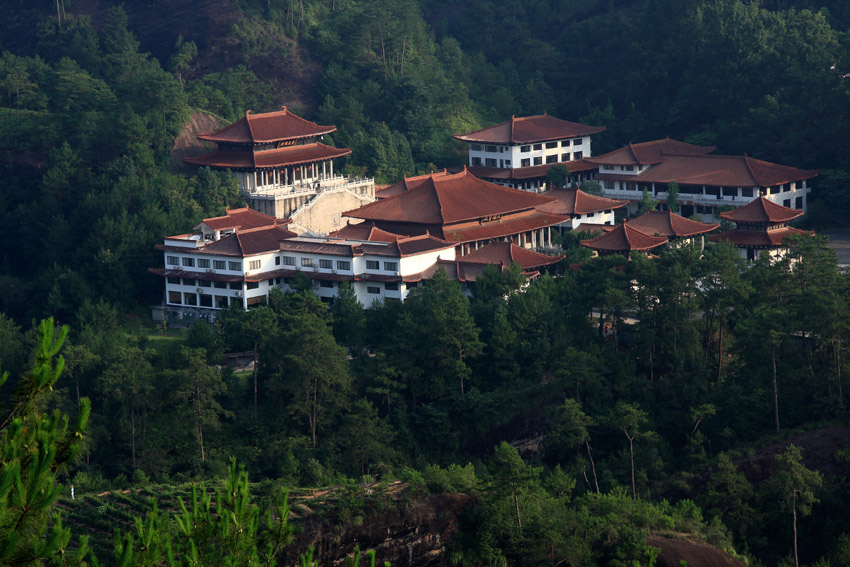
[
  {"x1": 588, "y1": 137, "x2": 817, "y2": 219},
  {"x1": 454, "y1": 114, "x2": 606, "y2": 192},
  {"x1": 185, "y1": 107, "x2": 374, "y2": 218},
  {"x1": 581, "y1": 221, "x2": 668, "y2": 259},
  {"x1": 341, "y1": 168, "x2": 568, "y2": 255},
  {"x1": 626, "y1": 210, "x2": 719, "y2": 249},
  {"x1": 710, "y1": 196, "x2": 808, "y2": 261}
]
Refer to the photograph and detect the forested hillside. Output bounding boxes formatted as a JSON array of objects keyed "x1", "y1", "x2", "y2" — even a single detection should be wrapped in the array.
[{"x1": 2, "y1": 1, "x2": 850, "y2": 566}]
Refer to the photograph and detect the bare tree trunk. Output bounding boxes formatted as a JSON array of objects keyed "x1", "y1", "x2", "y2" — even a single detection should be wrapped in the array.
[
  {"x1": 773, "y1": 344, "x2": 780, "y2": 434},
  {"x1": 628, "y1": 435, "x2": 636, "y2": 500},
  {"x1": 400, "y1": 36, "x2": 406, "y2": 75},
  {"x1": 514, "y1": 488, "x2": 522, "y2": 530},
  {"x1": 310, "y1": 371, "x2": 319, "y2": 449},
  {"x1": 196, "y1": 384, "x2": 205, "y2": 462},
  {"x1": 131, "y1": 406, "x2": 136, "y2": 470},
  {"x1": 716, "y1": 324, "x2": 724, "y2": 382},
  {"x1": 792, "y1": 490, "x2": 799, "y2": 567},
  {"x1": 253, "y1": 342, "x2": 258, "y2": 420},
  {"x1": 585, "y1": 439, "x2": 600, "y2": 494}
]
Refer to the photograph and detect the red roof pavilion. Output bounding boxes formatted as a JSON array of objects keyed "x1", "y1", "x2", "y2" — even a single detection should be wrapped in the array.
[
  {"x1": 537, "y1": 188, "x2": 628, "y2": 217},
  {"x1": 581, "y1": 222, "x2": 668, "y2": 256},
  {"x1": 197, "y1": 107, "x2": 336, "y2": 145},
  {"x1": 626, "y1": 210, "x2": 719, "y2": 238}
]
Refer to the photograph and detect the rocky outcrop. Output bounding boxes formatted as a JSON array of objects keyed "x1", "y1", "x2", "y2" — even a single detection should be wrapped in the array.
[
  {"x1": 281, "y1": 488, "x2": 473, "y2": 567},
  {"x1": 648, "y1": 535, "x2": 745, "y2": 567}
]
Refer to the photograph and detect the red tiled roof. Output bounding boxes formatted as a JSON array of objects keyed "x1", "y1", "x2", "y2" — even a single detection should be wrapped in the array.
[
  {"x1": 537, "y1": 188, "x2": 628, "y2": 216},
  {"x1": 460, "y1": 241, "x2": 563, "y2": 269},
  {"x1": 719, "y1": 196, "x2": 805, "y2": 224},
  {"x1": 200, "y1": 225, "x2": 297, "y2": 256},
  {"x1": 185, "y1": 143, "x2": 351, "y2": 170},
  {"x1": 441, "y1": 210, "x2": 568, "y2": 243},
  {"x1": 710, "y1": 227, "x2": 810, "y2": 248},
  {"x1": 197, "y1": 207, "x2": 287, "y2": 232},
  {"x1": 581, "y1": 222, "x2": 668, "y2": 252},
  {"x1": 375, "y1": 170, "x2": 451, "y2": 198},
  {"x1": 595, "y1": 153, "x2": 817, "y2": 188},
  {"x1": 454, "y1": 114, "x2": 605, "y2": 144},
  {"x1": 328, "y1": 222, "x2": 399, "y2": 241},
  {"x1": 585, "y1": 138, "x2": 715, "y2": 166},
  {"x1": 197, "y1": 107, "x2": 336, "y2": 144},
  {"x1": 468, "y1": 159, "x2": 597, "y2": 181},
  {"x1": 345, "y1": 169, "x2": 556, "y2": 225},
  {"x1": 627, "y1": 210, "x2": 719, "y2": 238}
]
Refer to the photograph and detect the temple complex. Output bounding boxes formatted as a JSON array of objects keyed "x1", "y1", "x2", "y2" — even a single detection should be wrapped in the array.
[
  {"x1": 454, "y1": 114, "x2": 605, "y2": 192},
  {"x1": 185, "y1": 107, "x2": 374, "y2": 221},
  {"x1": 587, "y1": 138, "x2": 817, "y2": 219},
  {"x1": 710, "y1": 196, "x2": 808, "y2": 261}
]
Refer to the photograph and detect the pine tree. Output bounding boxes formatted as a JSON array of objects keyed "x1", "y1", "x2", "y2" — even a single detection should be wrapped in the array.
[{"x1": 0, "y1": 318, "x2": 91, "y2": 567}]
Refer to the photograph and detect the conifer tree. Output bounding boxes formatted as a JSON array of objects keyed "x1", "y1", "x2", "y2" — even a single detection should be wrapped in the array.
[{"x1": 0, "y1": 318, "x2": 91, "y2": 567}]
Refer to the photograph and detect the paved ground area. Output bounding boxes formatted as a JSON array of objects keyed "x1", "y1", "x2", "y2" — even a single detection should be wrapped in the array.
[{"x1": 824, "y1": 229, "x2": 850, "y2": 266}]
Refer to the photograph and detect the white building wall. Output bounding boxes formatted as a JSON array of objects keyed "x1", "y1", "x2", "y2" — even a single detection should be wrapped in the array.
[{"x1": 469, "y1": 136, "x2": 591, "y2": 169}]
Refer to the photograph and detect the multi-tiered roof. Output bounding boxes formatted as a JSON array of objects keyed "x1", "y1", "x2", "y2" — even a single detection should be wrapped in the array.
[{"x1": 185, "y1": 107, "x2": 351, "y2": 171}]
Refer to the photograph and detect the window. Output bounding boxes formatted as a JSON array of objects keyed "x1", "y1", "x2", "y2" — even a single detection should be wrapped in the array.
[
  {"x1": 770, "y1": 186, "x2": 780, "y2": 194},
  {"x1": 485, "y1": 145, "x2": 497, "y2": 152},
  {"x1": 167, "y1": 277, "x2": 181, "y2": 285},
  {"x1": 625, "y1": 165, "x2": 634, "y2": 172},
  {"x1": 213, "y1": 260, "x2": 226, "y2": 270},
  {"x1": 216, "y1": 296, "x2": 228, "y2": 308},
  {"x1": 182, "y1": 278, "x2": 196, "y2": 286},
  {"x1": 199, "y1": 295, "x2": 213, "y2": 308},
  {"x1": 301, "y1": 257, "x2": 315, "y2": 267},
  {"x1": 546, "y1": 155, "x2": 558, "y2": 164},
  {"x1": 318, "y1": 259, "x2": 332, "y2": 269},
  {"x1": 275, "y1": 256, "x2": 281, "y2": 266},
  {"x1": 168, "y1": 291, "x2": 181, "y2": 304},
  {"x1": 214, "y1": 281, "x2": 227, "y2": 289},
  {"x1": 198, "y1": 259, "x2": 210, "y2": 268},
  {"x1": 742, "y1": 188, "x2": 754, "y2": 197},
  {"x1": 384, "y1": 261, "x2": 398, "y2": 271},
  {"x1": 283, "y1": 256, "x2": 295, "y2": 266},
  {"x1": 337, "y1": 260, "x2": 351, "y2": 271},
  {"x1": 249, "y1": 260, "x2": 261, "y2": 270},
  {"x1": 561, "y1": 140, "x2": 570, "y2": 147},
  {"x1": 470, "y1": 144, "x2": 482, "y2": 151},
  {"x1": 366, "y1": 260, "x2": 379, "y2": 270},
  {"x1": 604, "y1": 180, "x2": 614, "y2": 190},
  {"x1": 573, "y1": 138, "x2": 583, "y2": 145},
  {"x1": 184, "y1": 293, "x2": 197, "y2": 306},
  {"x1": 246, "y1": 281, "x2": 259, "y2": 290},
  {"x1": 485, "y1": 158, "x2": 497, "y2": 167},
  {"x1": 784, "y1": 199, "x2": 791, "y2": 208},
  {"x1": 562, "y1": 153, "x2": 570, "y2": 162},
  {"x1": 320, "y1": 280, "x2": 334, "y2": 288},
  {"x1": 533, "y1": 157, "x2": 542, "y2": 165},
  {"x1": 587, "y1": 212, "x2": 595, "y2": 218},
  {"x1": 229, "y1": 282, "x2": 241, "y2": 290},
  {"x1": 367, "y1": 286, "x2": 380, "y2": 294},
  {"x1": 795, "y1": 196, "x2": 803, "y2": 209},
  {"x1": 504, "y1": 160, "x2": 511, "y2": 167},
  {"x1": 228, "y1": 261, "x2": 241, "y2": 271},
  {"x1": 182, "y1": 257, "x2": 195, "y2": 267},
  {"x1": 545, "y1": 141, "x2": 558, "y2": 149},
  {"x1": 533, "y1": 144, "x2": 542, "y2": 151},
  {"x1": 521, "y1": 158, "x2": 530, "y2": 167},
  {"x1": 199, "y1": 280, "x2": 211, "y2": 288},
  {"x1": 385, "y1": 282, "x2": 399, "y2": 291},
  {"x1": 471, "y1": 157, "x2": 482, "y2": 166},
  {"x1": 573, "y1": 151, "x2": 583, "y2": 160},
  {"x1": 602, "y1": 165, "x2": 614, "y2": 171},
  {"x1": 167, "y1": 256, "x2": 179, "y2": 266},
  {"x1": 521, "y1": 145, "x2": 530, "y2": 152}
]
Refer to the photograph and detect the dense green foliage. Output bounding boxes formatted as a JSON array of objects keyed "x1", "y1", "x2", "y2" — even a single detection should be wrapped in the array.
[{"x1": 2, "y1": 0, "x2": 850, "y2": 565}]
